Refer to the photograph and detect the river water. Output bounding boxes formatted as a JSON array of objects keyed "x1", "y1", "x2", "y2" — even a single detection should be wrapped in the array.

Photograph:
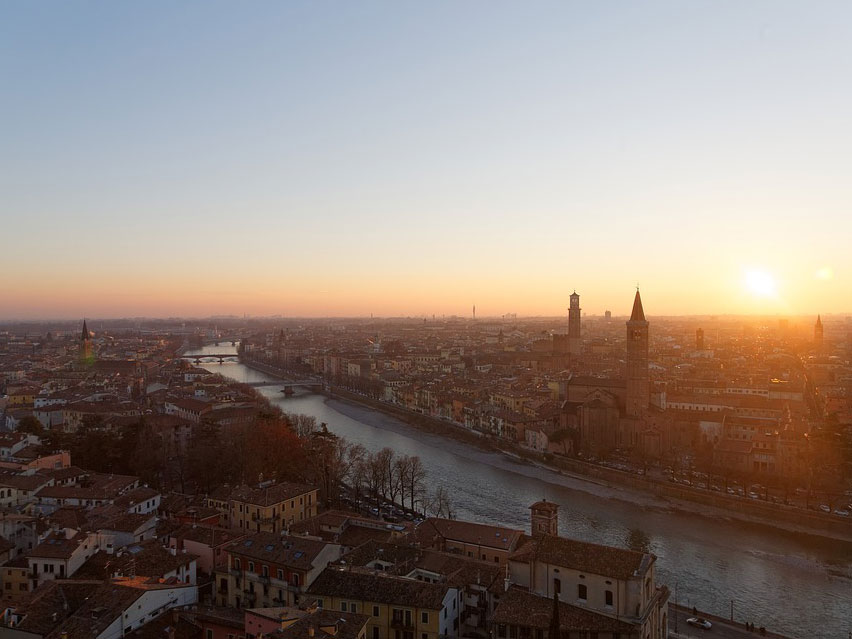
[{"x1": 187, "y1": 344, "x2": 852, "y2": 637}]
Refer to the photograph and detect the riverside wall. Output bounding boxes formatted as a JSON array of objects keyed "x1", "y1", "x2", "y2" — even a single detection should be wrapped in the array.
[{"x1": 240, "y1": 358, "x2": 852, "y2": 542}]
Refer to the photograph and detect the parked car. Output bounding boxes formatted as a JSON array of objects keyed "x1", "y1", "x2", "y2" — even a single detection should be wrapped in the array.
[
  {"x1": 686, "y1": 617, "x2": 712, "y2": 630},
  {"x1": 819, "y1": 505, "x2": 831, "y2": 513},
  {"x1": 834, "y1": 509, "x2": 850, "y2": 517}
]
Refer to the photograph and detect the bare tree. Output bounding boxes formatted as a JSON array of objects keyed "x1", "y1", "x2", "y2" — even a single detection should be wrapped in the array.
[
  {"x1": 398, "y1": 455, "x2": 427, "y2": 513},
  {"x1": 426, "y1": 484, "x2": 454, "y2": 519},
  {"x1": 286, "y1": 413, "x2": 318, "y2": 439}
]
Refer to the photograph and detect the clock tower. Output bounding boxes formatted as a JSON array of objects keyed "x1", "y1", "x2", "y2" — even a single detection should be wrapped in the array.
[{"x1": 625, "y1": 289, "x2": 649, "y2": 417}]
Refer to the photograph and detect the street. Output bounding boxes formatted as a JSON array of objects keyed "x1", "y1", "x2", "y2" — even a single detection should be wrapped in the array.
[{"x1": 670, "y1": 606, "x2": 791, "y2": 639}]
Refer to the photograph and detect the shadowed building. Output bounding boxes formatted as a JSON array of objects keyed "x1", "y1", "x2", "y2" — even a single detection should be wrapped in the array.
[
  {"x1": 814, "y1": 315, "x2": 823, "y2": 344},
  {"x1": 568, "y1": 291, "x2": 582, "y2": 356},
  {"x1": 625, "y1": 290, "x2": 649, "y2": 417},
  {"x1": 77, "y1": 319, "x2": 94, "y2": 369}
]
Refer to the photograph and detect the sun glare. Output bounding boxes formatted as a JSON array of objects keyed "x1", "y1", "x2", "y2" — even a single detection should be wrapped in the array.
[{"x1": 744, "y1": 269, "x2": 777, "y2": 298}]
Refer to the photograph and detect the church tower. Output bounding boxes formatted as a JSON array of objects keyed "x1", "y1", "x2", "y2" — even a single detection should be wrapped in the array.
[
  {"x1": 568, "y1": 292, "x2": 582, "y2": 356},
  {"x1": 625, "y1": 289, "x2": 649, "y2": 417},
  {"x1": 530, "y1": 500, "x2": 559, "y2": 538},
  {"x1": 79, "y1": 319, "x2": 94, "y2": 366},
  {"x1": 814, "y1": 315, "x2": 824, "y2": 344}
]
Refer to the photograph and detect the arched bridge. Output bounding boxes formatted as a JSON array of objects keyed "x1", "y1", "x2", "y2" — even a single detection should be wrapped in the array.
[{"x1": 179, "y1": 354, "x2": 240, "y2": 364}]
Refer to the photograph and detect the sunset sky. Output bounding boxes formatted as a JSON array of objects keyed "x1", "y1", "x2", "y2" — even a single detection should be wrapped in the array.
[{"x1": 2, "y1": 2, "x2": 851, "y2": 319}]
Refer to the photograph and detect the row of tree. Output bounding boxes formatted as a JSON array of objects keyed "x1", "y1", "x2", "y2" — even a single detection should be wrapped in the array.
[{"x1": 28, "y1": 405, "x2": 455, "y2": 518}]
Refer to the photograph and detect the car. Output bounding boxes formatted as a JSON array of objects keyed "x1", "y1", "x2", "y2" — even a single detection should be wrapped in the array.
[
  {"x1": 819, "y1": 505, "x2": 831, "y2": 513},
  {"x1": 686, "y1": 617, "x2": 712, "y2": 630},
  {"x1": 834, "y1": 509, "x2": 850, "y2": 517}
]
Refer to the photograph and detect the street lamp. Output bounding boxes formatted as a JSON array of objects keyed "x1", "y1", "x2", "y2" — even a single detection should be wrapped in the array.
[{"x1": 674, "y1": 581, "x2": 678, "y2": 634}]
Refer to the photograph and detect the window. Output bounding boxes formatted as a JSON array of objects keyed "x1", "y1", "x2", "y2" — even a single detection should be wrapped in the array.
[
  {"x1": 341, "y1": 602, "x2": 348, "y2": 612},
  {"x1": 249, "y1": 561, "x2": 255, "y2": 573},
  {"x1": 207, "y1": 631, "x2": 214, "y2": 639},
  {"x1": 234, "y1": 558, "x2": 240, "y2": 570},
  {"x1": 605, "y1": 590, "x2": 613, "y2": 607},
  {"x1": 262, "y1": 565, "x2": 269, "y2": 577},
  {"x1": 292, "y1": 574, "x2": 300, "y2": 586},
  {"x1": 277, "y1": 568, "x2": 284, "y2": 580},
  {"x1": 421, "y1": 612, "x2": 428, "y2": 624},
  {"x1": 317, "y1": 598, "x2": 323, "y2": 608},
  {"x1": 577, "y1": 584, "x2": 587, "y2": 601},
  {"x1": 553, "y1": 578, "x2": 561, "y2": 594},
  {"x1": 373, "y1": 605, "x2": 380, "y2": 617},
  {"x1": 373, "y1": 628, "x2": 379, "y2": 639}
]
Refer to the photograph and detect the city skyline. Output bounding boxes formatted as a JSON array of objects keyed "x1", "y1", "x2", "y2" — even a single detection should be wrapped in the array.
[{"x1": 3, "y1": 2, "x2": 852, "y2": 318}]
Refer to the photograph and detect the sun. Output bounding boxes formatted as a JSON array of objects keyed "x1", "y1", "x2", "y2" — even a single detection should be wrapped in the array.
[{"x1": 744, "y1": 269, "x2": 777, "y2": 298}]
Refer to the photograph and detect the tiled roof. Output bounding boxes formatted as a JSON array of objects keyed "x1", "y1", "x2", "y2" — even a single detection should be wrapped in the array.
[
  {"x1": 229, "y1": 482, "x2": 317, "y2": 507},
  {"x1": 227, "y1": 532, "x2": 330, "y2": 570},
  {"x1": 417, "y1": 517, "x2": 523, "y2": 551},
  {"x1": 306, "y1": 567, "x2": 448, "y2": 609},
  {"x1": 493, "y1": 586, "x2": 636, "y2": 633},
  {"x1": 509, "y1": 534, "x2": 652, "y2": 581}
]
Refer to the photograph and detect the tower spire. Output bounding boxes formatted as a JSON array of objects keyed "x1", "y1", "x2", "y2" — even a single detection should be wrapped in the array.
[
  {"x1": 81, "y1": 319, "x2": 89, "y2": 341},
  {"x1": 629, "y1": 289, "x2": 645, "y2": 322}
]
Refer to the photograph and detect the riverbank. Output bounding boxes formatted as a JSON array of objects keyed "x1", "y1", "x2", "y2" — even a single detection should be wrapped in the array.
[
  {"x1": 238, "y1": 357, "x2": 852, "y2": 543},
  {"x1": 325, "y1": 386, "x2": 852, "y2": 544},
  {"x1": 200, "y1": 354, "x2": 852, "y2": 636}
]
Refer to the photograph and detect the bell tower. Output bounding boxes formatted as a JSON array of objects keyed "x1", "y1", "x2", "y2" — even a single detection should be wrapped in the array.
[
  {"x1": 530, "y1": 500, "x2": 559, "y2": 538},
  {"x1": 568, "y1": 292, "x2": 582, "y2": 356},
  {"x1": 625, "y1": 289, "x2": 649, "y2": 417},
  {"x1": 79, "y1": 319, "x2": 94, "y2": 367}
]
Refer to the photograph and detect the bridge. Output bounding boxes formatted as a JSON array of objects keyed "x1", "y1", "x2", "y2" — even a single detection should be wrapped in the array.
[
  {"x1": 279, "y1": 380, "x2": 325, "y2": 395},
  {"x1": 240, "y1": 379, "x2": 325, "y2": 392},
  {"x1": 178, "y1": 354, "x2": 240, "y2": 364},
  {"x1": 201, "y1": 337, "x2": 242, "y2": 346}
]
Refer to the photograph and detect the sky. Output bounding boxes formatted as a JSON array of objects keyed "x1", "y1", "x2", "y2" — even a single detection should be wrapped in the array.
[{"x1": 2, "y1": 1, "x2": 851, "y2": 319}]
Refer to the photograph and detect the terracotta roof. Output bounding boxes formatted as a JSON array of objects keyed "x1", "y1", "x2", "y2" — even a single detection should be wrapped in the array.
[
  {"x1": 30, "y1": 530, "x2": 90, "y2": 560},
  {"x1": 417, "y1": 517, "x2": 523, "y2": 552},
  {"x1": 74, "y1": 541, "x2": 196, "y2": 580},
  {"x1": 229, "y1": 482, "x2": 317, "y2": 507},
  {"x1": 493, "y1": 586, "x2": 636, "y2": 634},
  {"x1": 227, "y1": 532, "x2": 331, "y2": 571},
  {"x1": 306, "y1": 567, "x2": 448, "y2": 609},
  {"x1": 509, "y1": 534, "x2": 652, "y2": 581}
]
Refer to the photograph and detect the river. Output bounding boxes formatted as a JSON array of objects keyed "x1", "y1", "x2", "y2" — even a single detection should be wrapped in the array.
[{"x1": 187, "y1": 344, "x2": 852, "y2": 637}]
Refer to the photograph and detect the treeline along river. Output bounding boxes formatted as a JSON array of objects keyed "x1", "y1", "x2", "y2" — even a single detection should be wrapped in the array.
[{"x1": 186, "y1": 344, "x2": 852, "y2": 637}]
